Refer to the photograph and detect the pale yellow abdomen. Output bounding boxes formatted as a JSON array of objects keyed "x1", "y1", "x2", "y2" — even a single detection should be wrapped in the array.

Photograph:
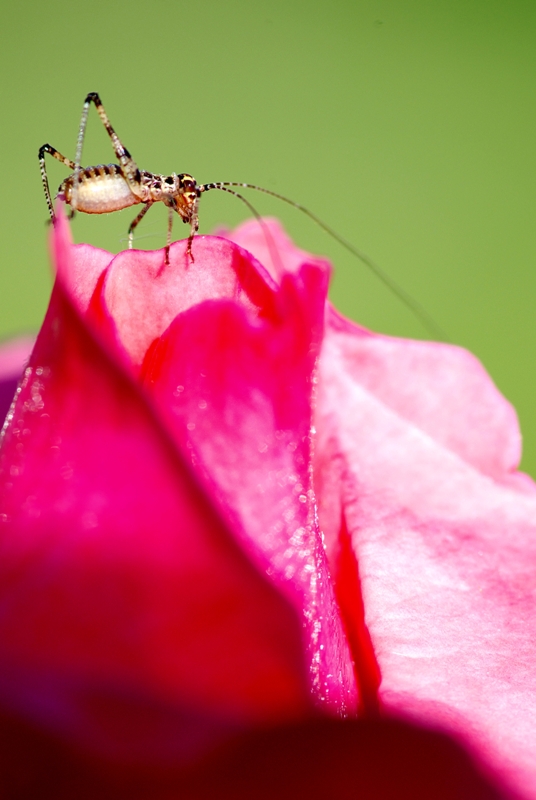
[{"x1": 61, "y1": 165, "x2": 140, "y2": 214}]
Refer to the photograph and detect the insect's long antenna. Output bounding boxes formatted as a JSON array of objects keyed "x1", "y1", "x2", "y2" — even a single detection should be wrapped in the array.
[
  {"x1": 213, "y1": 182, "x2": 448, "y2": 341},
  {"x1": 200, "y1": 183, "x2": 285, "y2": 277}
]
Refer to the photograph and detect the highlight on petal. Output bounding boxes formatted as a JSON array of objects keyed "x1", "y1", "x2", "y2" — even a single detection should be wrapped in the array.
[
  {"x1": 315, "y1": 312, "x2": 536, "y2": 796},
  {"x1": 0, "y1": 335, "x2": 35, "y2": 425}
]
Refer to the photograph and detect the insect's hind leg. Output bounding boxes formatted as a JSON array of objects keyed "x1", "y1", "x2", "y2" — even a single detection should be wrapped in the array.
[
  {"x1": 76, "y1": 93, "x2": 139, "y2": 184},
  {"x1": 38, "y1": 144, "x2": 77, "y2": 221}
]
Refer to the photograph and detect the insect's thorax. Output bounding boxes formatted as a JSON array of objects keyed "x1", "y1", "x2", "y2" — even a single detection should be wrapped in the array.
[{"x1": 136, "y1": 171, "x2": 198, "y2": 222}]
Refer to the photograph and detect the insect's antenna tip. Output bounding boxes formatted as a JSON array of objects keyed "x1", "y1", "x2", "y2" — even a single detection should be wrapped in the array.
[{"x1": 214, "y1": 182, "x2": 450, "y2": 342}]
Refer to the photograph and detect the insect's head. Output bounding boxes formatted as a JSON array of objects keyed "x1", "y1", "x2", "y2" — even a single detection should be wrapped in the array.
[{"x1": 175, "y1": 173, "x2": 199, "y2": 223}]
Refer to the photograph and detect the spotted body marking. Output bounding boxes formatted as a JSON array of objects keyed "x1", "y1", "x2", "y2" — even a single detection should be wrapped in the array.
[
  {"x1": 39, "y1": 93, "x2": 204, "y2": 262},
  {"x1": 39, "y1": 92, "x2": 446, "y2": 338}
]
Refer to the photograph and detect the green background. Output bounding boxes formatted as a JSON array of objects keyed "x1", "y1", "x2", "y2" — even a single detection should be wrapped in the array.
[{"x1": 1, "y1": 1, "x2": 535, "y2": 474}]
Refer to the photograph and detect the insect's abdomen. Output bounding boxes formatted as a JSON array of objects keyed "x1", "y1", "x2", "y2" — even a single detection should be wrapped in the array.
[{"x1": 61, "y1": 164, "x2": 139, "y2": 214}]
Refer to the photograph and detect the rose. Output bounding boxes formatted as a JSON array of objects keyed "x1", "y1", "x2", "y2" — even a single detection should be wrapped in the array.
[{"x1": 0, "y1": 208, "x2": 534, "y2": 797}]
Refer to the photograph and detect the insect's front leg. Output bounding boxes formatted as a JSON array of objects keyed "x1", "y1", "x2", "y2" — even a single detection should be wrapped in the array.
[
  {"x1": 186, "y1": 198, "x2": 200, "y2": 262},
  {"x1": 128, "y1": 202, "x2": 153, "y2": 248}
]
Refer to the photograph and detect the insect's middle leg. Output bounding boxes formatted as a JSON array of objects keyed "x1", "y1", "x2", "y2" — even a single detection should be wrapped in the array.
[
  {"x1": 165, "y1": 206, "x2": 174, "y2": 266},
  {"x1": 38, "y1": 144, "x2": 76, "y2": 221},
  {"x1": 128, "y1": 202, "x2": 154, "y2": 248},
  {"x1": 186, "y1": 197, "x2": 200, "y2": 262}
]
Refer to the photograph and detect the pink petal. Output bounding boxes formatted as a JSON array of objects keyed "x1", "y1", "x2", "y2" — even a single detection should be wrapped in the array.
[
  {"x1": 217, "y1": 216, "x2": 331, "y2": 282},
  {"x1": 60, "y1": 244, "x2": 112, "y2": 314},
  {"x1": 91, "y1": 227, "x2": 357, "y2": 714},
  {"x1": 0, "y1": 335, "x2": 35, "y2": 425},
  {"x1": 0, "y1": 336, "x2": 35, "y2": 380},
  {"x1": 0, "y1": 218, "x2": 311, "y2": 767},
  {"x1": 326, "y1": 307, "x2": 530, "y2": 486},
  {"x1": 315, "y1": 314, "x2": 536, "y2": 796},
  {"x1": 99, "y1": 236, "x2": 277, "y2": 369}
]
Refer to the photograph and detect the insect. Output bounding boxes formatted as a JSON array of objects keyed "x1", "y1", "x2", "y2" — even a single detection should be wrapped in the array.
[{"x1": 39, "y1": 92, "x2": 445, "y2": 339}]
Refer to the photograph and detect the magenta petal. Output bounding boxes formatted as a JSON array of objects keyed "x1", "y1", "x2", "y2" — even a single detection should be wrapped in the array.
[
  {"x1": 315, "y1": 315, "x2": 536, "y2": 795},
  {"x1": 0, "y1": 335, "x2": 35, "y2": 425},
  {"x1": 0, "y1": 224, "x2": 311, "y2": 767},
  {"x1": 218, "y1": 216, "x2": 332, "y2": 282},
  {"x1": 99, "y1": 236, "x2": 277, "y2": 369},
  {"x1": 101, "y1": 238, "x2": 358, "y2": 714}
]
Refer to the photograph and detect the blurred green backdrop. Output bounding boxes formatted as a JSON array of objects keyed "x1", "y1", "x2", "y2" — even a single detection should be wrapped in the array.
[{"x1": 1, "y1": 0, "x2": 535, "y2": 474}]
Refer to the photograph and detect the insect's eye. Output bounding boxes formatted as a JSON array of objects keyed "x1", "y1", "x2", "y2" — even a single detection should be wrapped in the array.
[
  {"x1": 165, "y1": 176, "x2": 174, "y2": 185},
  {"x1": 180, "y1": 175, "x2": 196, "y2": 190}
]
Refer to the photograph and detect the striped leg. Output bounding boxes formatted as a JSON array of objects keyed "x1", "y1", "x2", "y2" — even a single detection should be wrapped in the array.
[
  {"x1": 128, "y1": 202, "x2": 153, "y2": 248},
  {"x1": 38, "y1": 144, "x2": 76, "y2": 221},
  {"x1": 165, "y1": 205, "x2": 174, "y2": 265},
  {"x1": 186, "y1": 196, "x2": 200, "y2": 261},
  {"x1": 74, "y1": 93, "x2": 140, "y2": 202}
]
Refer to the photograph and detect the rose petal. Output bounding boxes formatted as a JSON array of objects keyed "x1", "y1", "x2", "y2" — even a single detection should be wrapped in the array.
[
  {"x1": 90, "y1": 225, "x2": 357, "y2": 713},
  {"x1": 0, "y1": 335, "x2": 35, "y2": 425},
  {"x1": 0, "y1": 218, "x2": 311, "y2": 766},
  {"x1": 315, "y1": 316, "x2": 536, "y2": 795},
  {"x1": 217, "y1": 216, "x2": 331, "y2": 282},
  {"x1": 326, "y1": 308, "x2": 531, "y2": 486},
  {"x1": 95, "y1": 236, "x2": 275, "y2": 369}
]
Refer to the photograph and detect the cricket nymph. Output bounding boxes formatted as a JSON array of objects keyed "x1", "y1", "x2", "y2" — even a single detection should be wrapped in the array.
[
  {"x1": 39, "y1": 92, "x2": 204, "y2": 262},
  {"x1": 38, "y1": 92, "x2": 444, "y2": 338}
]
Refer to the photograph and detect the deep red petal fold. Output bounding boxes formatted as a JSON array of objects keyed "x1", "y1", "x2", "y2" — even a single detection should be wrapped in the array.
[{"x1": 0, "y1": 715, "x2": 511, "y2": 799}]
